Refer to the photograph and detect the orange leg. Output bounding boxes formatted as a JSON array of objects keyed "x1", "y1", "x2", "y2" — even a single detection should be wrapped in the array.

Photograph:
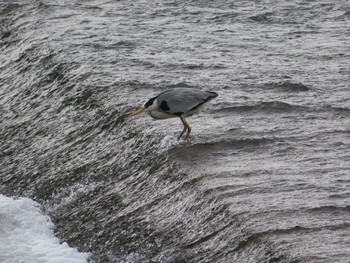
[{"x1": 178, "y1": 115, "x2": 192, "y2": 140}]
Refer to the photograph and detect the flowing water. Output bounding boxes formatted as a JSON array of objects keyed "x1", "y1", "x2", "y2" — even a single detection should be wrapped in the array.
[{"x1": 1, "y1": 0, "x2": 350, "y2": 262}]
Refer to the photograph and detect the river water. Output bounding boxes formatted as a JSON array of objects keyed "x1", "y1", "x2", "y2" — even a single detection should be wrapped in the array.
[{"x1": 1, "y1": 0, "x2": 349, "y2": 262}]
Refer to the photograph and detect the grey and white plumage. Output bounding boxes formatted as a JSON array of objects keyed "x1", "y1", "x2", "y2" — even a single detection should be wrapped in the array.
[{"x1": 128, "y1": 88, "x2": 218, "y2": 140}]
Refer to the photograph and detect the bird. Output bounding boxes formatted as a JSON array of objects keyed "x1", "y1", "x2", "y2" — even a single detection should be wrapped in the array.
[{"x1": 128, "y1": 88, "x2": 218, "y2": 140}]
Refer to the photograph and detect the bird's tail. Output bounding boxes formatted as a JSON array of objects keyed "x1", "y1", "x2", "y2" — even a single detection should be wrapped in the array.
[{"x1": 206, "y1": 91, "x2": 218, "y2": 99}]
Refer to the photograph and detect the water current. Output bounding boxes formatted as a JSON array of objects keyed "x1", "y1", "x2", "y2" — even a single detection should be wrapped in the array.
[{"x1": 1, "y1": 1, "x2": 350, "y2": 262}]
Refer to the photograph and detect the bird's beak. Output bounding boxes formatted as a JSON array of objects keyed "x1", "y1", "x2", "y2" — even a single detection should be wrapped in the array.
[{"x1": 128, "y1": 107, "x2": 145, "y2": 119}]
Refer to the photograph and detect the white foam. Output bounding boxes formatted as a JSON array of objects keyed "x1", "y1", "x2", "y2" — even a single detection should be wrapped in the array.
[
  {"x1": 157, "y1": 134, "x2": 182, "y2": 153},
  {"x1": 0, "y1": 194, "x2": 89, "y2": 263}
]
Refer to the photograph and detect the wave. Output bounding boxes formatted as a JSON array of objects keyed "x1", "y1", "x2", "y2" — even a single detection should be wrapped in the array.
[
  {"x1": 215, "y1": 101, "x2": 306, "y2": 114},
  {"x1": 260, "y1": 81, "x2": 311, "y2": 92},
  {"x1": 1, "y1": 1, "x2": 346, "y2": 262},
  {"x1": 171, "y1": 136, "x2": 277, "y2": 154},
  {"x1": 0, "y1": 194, "x2": 89, "y2": 263},
  {"x1": 325, "y1": 105, "x2": 350, "y2": 116},
  {"x1": 215, "y1": 101, "x2": 350, "y2": 119},
  {"x1": 307, "y1": 205, "x2": 350, "y2": 214}
]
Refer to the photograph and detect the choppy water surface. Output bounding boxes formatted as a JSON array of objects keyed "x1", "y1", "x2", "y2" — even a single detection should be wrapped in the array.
[{"x1": 1, "y1": 0, "x2": 350, "y2": 262}]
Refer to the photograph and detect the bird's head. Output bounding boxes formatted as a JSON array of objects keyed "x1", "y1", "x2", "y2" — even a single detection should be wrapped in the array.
[{"x1": 128, "y1": 97, "x2": 157, "y2": 119}]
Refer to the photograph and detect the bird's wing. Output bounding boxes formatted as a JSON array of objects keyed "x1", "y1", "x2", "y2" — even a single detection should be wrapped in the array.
[{"x1": 156, "y1": 88, "x2": 217, "y2": 114}]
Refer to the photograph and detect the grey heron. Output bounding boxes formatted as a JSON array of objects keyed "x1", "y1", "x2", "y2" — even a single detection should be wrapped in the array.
[{"x1": 128, "y1": 88, "x2": 218, "y2": 140}]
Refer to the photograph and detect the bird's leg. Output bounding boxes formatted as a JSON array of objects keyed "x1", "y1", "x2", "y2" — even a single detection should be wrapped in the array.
[
  {"x1": 178, "y1": 115, "x2": 187, "y2": 140},
  {"x1": 178, "y1": 115, "x2": 191, "y2": 140},
  {"x1": 184, "y1": 123, "x2": 192, "y2": 139},
  {"x1": 178, "y1": 125, "x2": 187, "y2": 140}
]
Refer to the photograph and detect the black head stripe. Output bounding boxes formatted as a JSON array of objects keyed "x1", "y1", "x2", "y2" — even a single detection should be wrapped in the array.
[{"x1": 144, "y1": 97, "x2": 156, "y2": 108}]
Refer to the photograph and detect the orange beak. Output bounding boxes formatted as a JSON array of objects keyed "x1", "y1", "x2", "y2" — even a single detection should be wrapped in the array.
[{"x1": 128, "y1": 107, "x2": 145, "y2": 119}]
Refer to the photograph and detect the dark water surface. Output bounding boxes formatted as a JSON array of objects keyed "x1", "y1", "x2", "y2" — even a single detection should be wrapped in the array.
[{"x1": 1, "y1": 0, "x2": 350, "y2": 262}]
